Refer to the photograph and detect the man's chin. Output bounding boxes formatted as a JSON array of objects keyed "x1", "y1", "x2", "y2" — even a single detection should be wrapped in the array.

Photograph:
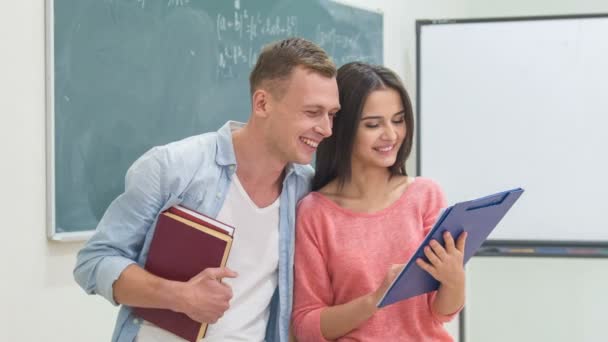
[{"x1": 294, "y1": 153, "x2": 314, "y2": 165}]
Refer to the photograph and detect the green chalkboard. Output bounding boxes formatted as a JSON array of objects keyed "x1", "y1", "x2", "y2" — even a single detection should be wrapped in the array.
[{"x1": 47, "y1": 0, "x2": 383, "y2": 239}]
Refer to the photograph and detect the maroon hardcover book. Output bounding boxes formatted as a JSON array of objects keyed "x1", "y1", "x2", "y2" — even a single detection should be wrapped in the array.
[{"x1": 132, "y1": 207, "x2": 234, "y2": 342}]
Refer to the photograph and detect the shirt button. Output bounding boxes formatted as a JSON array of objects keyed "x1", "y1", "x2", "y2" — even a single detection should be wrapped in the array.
[
  {"x1": 133, "y1": 318, "x2": 140, "y2": 324},
  {"x1": 216, "y1": 192, "x2": 222, "y2": 198}
]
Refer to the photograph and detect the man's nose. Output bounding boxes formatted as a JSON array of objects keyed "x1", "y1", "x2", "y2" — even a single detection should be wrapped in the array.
[{"x1": 315, "y1": 113, "x2": 333, "y2": 138}]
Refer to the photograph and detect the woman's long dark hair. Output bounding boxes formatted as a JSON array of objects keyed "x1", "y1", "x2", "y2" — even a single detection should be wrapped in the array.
[{"x1": 312, "y1": 62, "x2": 414, "y2": 191}]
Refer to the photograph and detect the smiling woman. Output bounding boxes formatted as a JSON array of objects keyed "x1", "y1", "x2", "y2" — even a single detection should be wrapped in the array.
[
  {"x1": 312, "y1": 62, "x2": 414, "y2": 191},
  {"x1": 292, "y1": 62, "x2": 466, "y2": 342}
]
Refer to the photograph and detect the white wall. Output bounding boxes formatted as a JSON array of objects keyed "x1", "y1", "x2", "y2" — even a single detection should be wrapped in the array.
[
  {"x1": 0, "y1": 1, "x2": 117, "y2": 341},
  {"x1": 2, "y1": 1, "x2": 607, "y2": 341}
]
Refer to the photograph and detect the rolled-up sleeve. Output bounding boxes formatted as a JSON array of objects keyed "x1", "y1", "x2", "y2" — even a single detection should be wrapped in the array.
[{"x1": 73, "y1": 146, "x2": 170, "y2": 305}]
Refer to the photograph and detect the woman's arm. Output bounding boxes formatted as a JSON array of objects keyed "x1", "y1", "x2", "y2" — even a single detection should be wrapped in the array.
[
  {"x1": 318, "y1": 264, "x2": 402, "y2": 340},
  {"x1": 416, "y1": 231, "x2": 467, "y2": 316},
  {"x1": 292, "y1": 197, "x2": 403, "y2": 341}
]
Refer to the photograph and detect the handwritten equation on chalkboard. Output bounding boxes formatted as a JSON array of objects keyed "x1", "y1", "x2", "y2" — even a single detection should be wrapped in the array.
[{"x1": 132, "y1": 0, "x2": 376, "y2": 79}]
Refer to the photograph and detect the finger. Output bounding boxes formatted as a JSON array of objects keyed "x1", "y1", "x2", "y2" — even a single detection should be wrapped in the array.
[
  {"x1": 423, "y1": 246, "x2": 441, "y2": 266},
  {"x1": 456, "y1": 231, "x2": 468, "y2": 252},
  {"x1": 388, "y1": 264, "x2": 404, "y2": 282},
  {"x1": 207, "y1": 281, "x2": 233, "y2": 300},
  {"x1": 391, "y1": 264, "x2": 405, "y2": 275},
  {"x1": 443, "y1": 231, "x2": 456, "y2": 253},
  {"x1": 416, "y1": 258, "x2": 437, "y2": 278},
  {"x1": 208, "y1": 267, "x2": 239, "y2": 280},
  {"x1": 429, "y1": 240, "x2": 447, "y2": 260},
  {"x1": 220, "y1": 283, "x2": 234, "y2": 299}
]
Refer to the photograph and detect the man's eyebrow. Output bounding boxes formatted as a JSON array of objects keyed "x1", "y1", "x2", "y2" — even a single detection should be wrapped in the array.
[{"x1": 303, "y1": 104, "x2": 341, "y2": 112}]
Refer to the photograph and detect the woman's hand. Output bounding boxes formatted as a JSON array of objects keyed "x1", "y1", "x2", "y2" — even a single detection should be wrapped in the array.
[
  {"x1": 416, "y1": 231, "x2": 467, "y2": 289},
  {"x1": 371, "y1": 263, "x2": 405, "y2": 304}
]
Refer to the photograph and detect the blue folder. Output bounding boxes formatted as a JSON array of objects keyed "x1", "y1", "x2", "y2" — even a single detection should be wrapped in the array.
[{"x1": 377, "y1": 187, "x2": 524, "y2": 308}]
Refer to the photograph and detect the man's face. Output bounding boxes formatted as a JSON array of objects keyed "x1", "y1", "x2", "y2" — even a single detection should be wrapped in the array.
[{"x1": 265, "y1": 66, "x2": 340, "y2": 165}]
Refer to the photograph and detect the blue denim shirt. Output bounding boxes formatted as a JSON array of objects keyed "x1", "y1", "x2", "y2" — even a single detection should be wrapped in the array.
[{"x1": 74, "y1": 121, "x2": 313, "y2": 342}]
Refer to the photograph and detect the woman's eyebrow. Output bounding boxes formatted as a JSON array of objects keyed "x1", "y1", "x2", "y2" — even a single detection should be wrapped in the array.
[
  {"x1": 360, "y1": 115, "x2": 383, "y2": 121},
  {"x1": 361, "y1": 110, "x2": 406, "y2": 121}
]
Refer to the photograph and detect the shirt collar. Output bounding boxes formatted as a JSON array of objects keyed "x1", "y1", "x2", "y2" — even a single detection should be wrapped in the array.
[
  {"x1": 215, "y1": 121, "x2": 242, "y2": 167},
  {"x1": 215, "y1": 120, "x2": 308, "y2": 177}
]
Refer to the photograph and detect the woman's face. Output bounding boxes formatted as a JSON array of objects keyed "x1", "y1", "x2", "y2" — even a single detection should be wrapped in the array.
[{"x1": 352, "y1": 88, "x2": 406, "y2": 170}]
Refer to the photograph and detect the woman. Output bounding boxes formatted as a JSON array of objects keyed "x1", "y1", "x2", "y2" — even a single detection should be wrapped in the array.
[{"x1": 292, "y1": 62, "x2": 467, "y2": 341}]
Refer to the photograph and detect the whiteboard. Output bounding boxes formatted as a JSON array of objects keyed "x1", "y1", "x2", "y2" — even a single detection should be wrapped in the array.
[{"x1": 417, "y1": 15, "x2": 608, "y2": 245}]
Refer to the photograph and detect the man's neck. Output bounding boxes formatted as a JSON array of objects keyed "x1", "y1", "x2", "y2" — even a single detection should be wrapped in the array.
[
  {"x1": 232, "y1": 125, "x2": 286, "y2": 183},
  {"x1": 231, "y1": 125, "x2": 286, "y2": 207}
]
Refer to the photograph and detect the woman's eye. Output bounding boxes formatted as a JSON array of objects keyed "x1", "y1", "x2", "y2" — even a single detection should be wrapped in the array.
[
  {"x1": 365, "y1": 123, "x2": 380, "y2": 128},
  {"x1": 392, "y1": 118, "x2": 405, "y2": 124}
]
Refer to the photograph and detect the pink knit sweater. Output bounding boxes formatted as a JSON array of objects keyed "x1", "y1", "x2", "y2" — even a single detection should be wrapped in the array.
[{"x1": 292, "y1": 177, "x2": 458, "y2": 342}]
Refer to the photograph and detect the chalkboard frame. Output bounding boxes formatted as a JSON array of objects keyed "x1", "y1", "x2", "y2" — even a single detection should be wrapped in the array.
[
  {"x1": 46, "y1": 0, "x2": 85, "y2": 241},
  {"x1": 416, "y1": 13, "x2": 608, "y2": 258}
]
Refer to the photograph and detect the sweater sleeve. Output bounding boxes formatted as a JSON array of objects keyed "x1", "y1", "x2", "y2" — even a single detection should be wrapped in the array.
[
  {"x1": 427, "y1": 291, "x2": 462, "y2": 323},
  {"x1": 291, "y1": 196, "x2": 332, "y2": 342},
  {"x1": 421, "y1": 178, "x2": 448, "y2": 236},
  {"x1": 420, "y1": 179, "x2": 463, "y2": 323}
]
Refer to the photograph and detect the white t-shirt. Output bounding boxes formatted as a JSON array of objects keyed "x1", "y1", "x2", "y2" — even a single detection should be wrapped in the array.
[{"x1": 137, "y1": 175, "x2": 280, "y2": 342}]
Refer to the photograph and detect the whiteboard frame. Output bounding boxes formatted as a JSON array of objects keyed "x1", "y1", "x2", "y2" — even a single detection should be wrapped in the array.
[{"x1": 416, "y1": 13, "x2": 608, "y2": 256}]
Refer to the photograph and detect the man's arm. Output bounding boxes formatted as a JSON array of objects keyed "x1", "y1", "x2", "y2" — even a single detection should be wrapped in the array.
[
  {"x1": 73, "y1": 146, "x2": 236, "y2": 323},
  {"x1": 114, "y1": 264, "x2": 237, "y2": 323}
]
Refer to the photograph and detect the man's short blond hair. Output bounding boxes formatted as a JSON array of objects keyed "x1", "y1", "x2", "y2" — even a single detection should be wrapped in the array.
[{"x1": 249, "y1": 37, "x2": 337, "y2": 99}]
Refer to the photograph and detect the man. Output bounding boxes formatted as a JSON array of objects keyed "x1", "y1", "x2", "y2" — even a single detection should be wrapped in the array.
[{"x1": 74, "y1": 37, "x2": 340, "y2": 342}]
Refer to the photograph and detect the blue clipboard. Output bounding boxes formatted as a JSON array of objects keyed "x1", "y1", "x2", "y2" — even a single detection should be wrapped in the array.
[{"x1": 377, "y1": 187, "x2": 524, "y2": 308}]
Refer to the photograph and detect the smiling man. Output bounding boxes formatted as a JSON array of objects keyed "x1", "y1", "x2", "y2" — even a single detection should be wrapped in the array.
[{"x1": 74, "y1": 37, "x2": 340, "y2": 342}]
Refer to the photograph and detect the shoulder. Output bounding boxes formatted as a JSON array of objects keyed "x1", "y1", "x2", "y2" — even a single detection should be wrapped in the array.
[
  {"x1": 161, "y1": 132, "x2": 218, "y2": 164},
  {"x1": 295, "y1": 192, "x2": 333, "y2": 240},
  {"x1": 134, "y1": 132, "x2": 217, "y2": 170},
  {"x1": 297, "y1": 191, "x2": 325, "y2": 213},
  {"x1": 126, "y1": 132, "x2": 219, "y2": 193},
  {"x1": 409, "y1": 177, "x2": 447, "y2": 207},
  {"x1": 297, "y1": 192, "x2": 337, "y2": 225},
  {"x1": 411, "y1": 176, "x2": 443, "y2": 193}
]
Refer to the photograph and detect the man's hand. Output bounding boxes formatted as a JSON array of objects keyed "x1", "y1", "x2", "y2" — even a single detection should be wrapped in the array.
[{"x1": 175, "y1": 267, "x2": 238, "y2": 324}]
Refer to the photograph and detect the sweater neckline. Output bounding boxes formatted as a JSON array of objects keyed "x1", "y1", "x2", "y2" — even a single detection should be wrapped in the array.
[{"x1": 311, "y1": 177, "x2": 418, "y2": 218}]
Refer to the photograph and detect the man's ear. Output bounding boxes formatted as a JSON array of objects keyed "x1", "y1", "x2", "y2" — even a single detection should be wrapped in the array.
[{"x1": 252, "y1": 89, "x2": 271, "y2": 118}]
